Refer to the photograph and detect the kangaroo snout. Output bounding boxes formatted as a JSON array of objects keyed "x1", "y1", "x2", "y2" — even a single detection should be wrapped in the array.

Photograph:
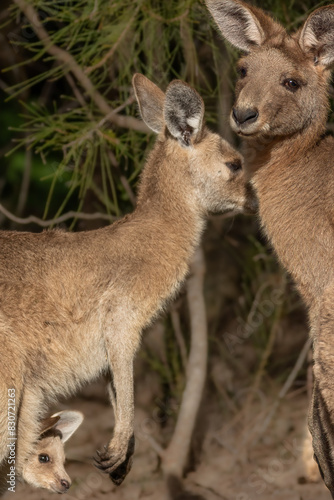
[
  {"x1": 60, "y1": 478, "x2": 70, "y2": 492},
  {"x1": 232, "y1": 107, "x2": 259, "y2": 127}
]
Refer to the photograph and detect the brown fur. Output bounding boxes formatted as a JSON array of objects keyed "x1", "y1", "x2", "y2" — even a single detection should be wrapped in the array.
[
  {"x1": 205, "y1": 0, "x2": 334, "y2": 496},
  {"x1": 22, "y1": 410, "x2": 83, "y2": 494},
  {"x1": 0, "y1": 75, "x2": 251, "y2": 486},
  {"x1": 0, "y1": 410, "x2": 83, "y2": 495}
]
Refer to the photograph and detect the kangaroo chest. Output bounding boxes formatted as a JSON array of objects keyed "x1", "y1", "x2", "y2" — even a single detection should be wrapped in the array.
[{"x1": 252, "y1": 161, "x2": 334, "y2": 307}]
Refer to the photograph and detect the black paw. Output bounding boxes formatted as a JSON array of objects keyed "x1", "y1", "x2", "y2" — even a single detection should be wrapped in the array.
[
  {"x1": 109, "y1": 454, "x2": 134, "y2": 486},
  {"x1": 94, "y1": 434, "x2": 135, "y2": 485}
]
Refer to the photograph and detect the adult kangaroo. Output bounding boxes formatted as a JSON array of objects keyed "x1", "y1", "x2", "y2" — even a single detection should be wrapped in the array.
[
  {"x1": 205, "y1": 0, "x2": 334, "y2": 496},
  {"x1": 0, "y1": 74, "x2": 251, "y2": 487}
]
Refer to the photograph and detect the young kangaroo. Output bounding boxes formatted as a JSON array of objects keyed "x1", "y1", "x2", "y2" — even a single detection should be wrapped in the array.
[
  {"x1": 0, "y1": 75, "x2": 251, "y2": 487},
  {"x1": 205, "y1": 0, "x2": 334, "y2": 495},
  {"x1": 0, "y1": 410, "x2": 83, "y2": 495},
  {"x1": 23, "y1": 410, "x2": 83, "y2": 494}
]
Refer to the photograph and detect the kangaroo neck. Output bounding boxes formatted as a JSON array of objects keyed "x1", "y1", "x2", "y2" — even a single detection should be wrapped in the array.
[
  {"x1": 243, "y1": 125, "x2": 332, "y2": 309},
  {"x1": 243, "y1": 125, "x2": 324, "y2": 178},
  {"x1": 136, "y1": 139, "x2": 201, "y2": 226},
  {"x1": 125, "y1": 139, "x2": 205, "y2": 260}
]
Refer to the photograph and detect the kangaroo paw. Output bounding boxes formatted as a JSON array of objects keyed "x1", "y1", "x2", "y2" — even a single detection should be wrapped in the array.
[{"x1": 94, "y1": 434, "x2": 135, "y2": 485}]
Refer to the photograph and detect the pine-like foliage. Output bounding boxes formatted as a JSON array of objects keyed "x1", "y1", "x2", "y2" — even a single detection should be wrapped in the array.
[{"x1": 1, "y1": 0, "x2": 331, "y2": 223}]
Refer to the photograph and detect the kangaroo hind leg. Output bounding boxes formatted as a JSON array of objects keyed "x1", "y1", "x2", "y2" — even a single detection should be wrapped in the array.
[
  {"x1": 311, "y1": 282, "x2": 334, "y2": 496},
  {"x1": 95, "y1": 330, "x2": 138, "y2": 485}
]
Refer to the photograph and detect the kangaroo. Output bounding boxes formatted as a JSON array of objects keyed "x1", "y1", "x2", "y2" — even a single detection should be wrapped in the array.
[
  {"x1": 23, "y1": 410, "x2": 83, "y2": 494},
  {"x1": 205, "y1": 0, "x2": 334, "y2": 496},
  {"x1": 0, "y1": 74, "x2": 252, "y2": 487},
  {"x1": 0, "y1": 410, "x2": 83, "y2": 495}
]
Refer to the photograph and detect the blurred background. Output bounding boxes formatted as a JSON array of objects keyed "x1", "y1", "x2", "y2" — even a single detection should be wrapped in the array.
[{"x1": 0, "y1": 1, "x2": 333, "y2": 499}]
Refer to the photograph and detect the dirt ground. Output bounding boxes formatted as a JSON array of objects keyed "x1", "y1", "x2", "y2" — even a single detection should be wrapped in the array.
[{"x1": 13, "y1": 375, "x2": 331, "y2": 500}]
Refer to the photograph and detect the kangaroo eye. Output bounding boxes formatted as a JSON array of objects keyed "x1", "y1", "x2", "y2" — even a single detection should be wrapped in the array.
[
  {"x1": 38, "y1": 454, "x2": 50, "y2": 463},
  {"x1": 284, "y1": 79, "x2": 300, "y2": 92},
  {"x1": 239, "y1": 67, "x2": 247, "y2": 78}
]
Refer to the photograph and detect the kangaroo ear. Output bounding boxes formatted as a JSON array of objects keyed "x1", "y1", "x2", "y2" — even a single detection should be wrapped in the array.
[
  {"x1": 164, "y1": 80, "x2": 204, "y2": 148},
  {"x1": 39, "y1": 415, "x2": 61, "y2": 436},
  {"x1": 205, "y1": 0, "x2": 280, "y2": 52},
  {"x1": 300, "y1": 6, "x2": 334, "y2": 68},
  {"x1": 132, "y1": 74, "x2": 165, "y2": 133},
  {"x1": 50, "y1": 411, "x2": 84, "y2": 443}
]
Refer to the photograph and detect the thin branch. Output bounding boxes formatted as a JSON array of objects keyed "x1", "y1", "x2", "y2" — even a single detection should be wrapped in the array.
[
  {"x1": 106, "y1": 150, "x2": 137, "y2": 207},
  {"x1": 0, "y1": 78, "x2": 13, "y2": 94},
  {"x1": 97, "y1": 95, "x2": 136, "y2": 130},
  {"x1": 235, "y1": 281, "x2": 286, "y2": 457},
  {"x1": 211, "y1": 377, "x2": 239, "y2": 415},
  {"x1": 63, "y1": 95, "x2": 136, "y2": 153},
  {"x1": 89, "y1": 0, "x2": 99, "y2": 20},
  {"x1": 216, "y1": 279, "x2": 287, "y2": 458},
  {"x1": 245, "y1": 281, "x2": 271, "y2": 331},
  {"x1": 252, "y1": 338, "x2": 312, "y2": 446},
  {"x1": 61, "y1": 96, "x2": 135, "y2": 167},
  {"x1": 171, "y1": 309, "x2": 188, "y2": 373},
  {"x1": 65, "y1": 73, "x2": 90, "y2": 111},
  {"x1": 142, "y1": 6, "x2": 190, "y2": 23},
  {"x1": 180, "y1": 18, "x2": 199, "y2": 86},
  {"x1": 85, "y1": 6, "x2": 141, "y2": 74},
  {"x1": 241, "y1": 282, "x2": 285, "y2": 424},
  {"x1": 0, "y1": 204, "x2": 116, "y2": 227},
  {"x1": 162, "y1": 246, "x2": 208, "y2": 477},
  {"x1": 16, "y1": 142, "x2": 32, "y2": 217},
  {"x1": 12, "y1": 0, "x2": 149, "y2": 134},
  {"x1": 145, "y1": 435, "x2": 165, "y2": 458},
  {"x1": 230, "y1": 338, "x2": 311, "y2": 456},
  {"x1": 217, "y1": 45, "x2": 235, "y2": 145},
  {"x1": 194, "y1": 482, "x2": 229, "y2": 500}
]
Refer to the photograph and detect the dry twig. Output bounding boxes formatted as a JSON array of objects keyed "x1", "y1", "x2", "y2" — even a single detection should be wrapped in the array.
[
  {"x1": 171, "y1": 308, "x2": 188, "y2": 373},
  {"x1": 0, "y1": 203, "x2": 116, "y2": 227},
  {"x1": 162, "y1": 246, "x2": 208, "y2": 477},
  {"x1": 254, "y1": 338, "x2": 312, "y2": 445}
]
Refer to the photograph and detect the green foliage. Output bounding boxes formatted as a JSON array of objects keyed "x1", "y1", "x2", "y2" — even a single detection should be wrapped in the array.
[
  {"x1": 3, "y1": 0, "x2": 331, "y2": 221},
  {"x1": 4, "y1": 0, "x2": 223, "y2": 221}
]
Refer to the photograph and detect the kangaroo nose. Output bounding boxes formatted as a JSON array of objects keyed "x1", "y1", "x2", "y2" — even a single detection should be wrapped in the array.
[
  {"x1": 232, "y1": 107, "x2": 259, "y2": 126},
  {"x1": 60, "y1": 479, "x2": 70, "y2": 490}
]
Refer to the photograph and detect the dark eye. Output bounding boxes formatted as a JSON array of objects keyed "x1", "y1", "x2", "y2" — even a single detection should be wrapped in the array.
[
  {"x1": 226, "y1": 160, "x2": 242, "y2": 173},
  {"x1": 38, "y1": 454, "x2": 50, "y2": 463},
  {"x1": 284, "y1": 79, "x2": 300, "y2": 92},
  {"x1": 239, "y1": 67, "x2": 247, "y2": 79}
]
